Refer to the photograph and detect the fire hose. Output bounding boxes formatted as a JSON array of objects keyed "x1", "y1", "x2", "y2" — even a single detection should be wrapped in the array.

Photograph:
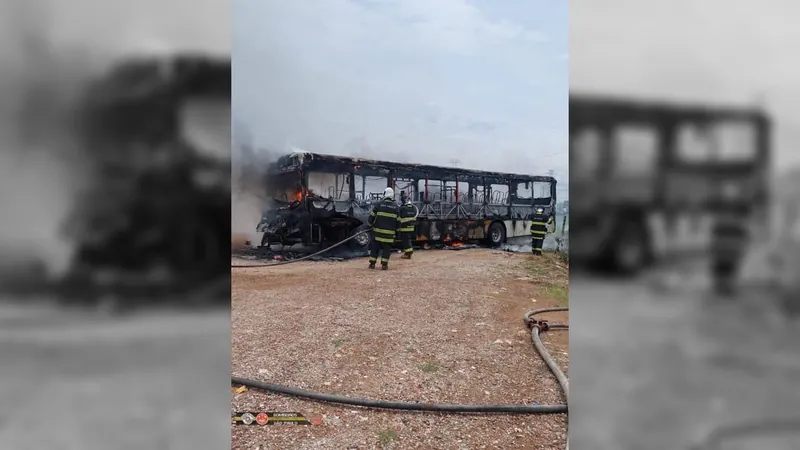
[
  {"x1": 231, "y1": 228, "x2": 371, "y2": 268},
  {"x1": 232, "y1": 307, "x2": 568, "y2": 414}
]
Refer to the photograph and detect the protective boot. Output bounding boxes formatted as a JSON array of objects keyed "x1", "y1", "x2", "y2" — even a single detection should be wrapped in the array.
[
  {"x1": 381, "y1": 263, "x2": 388, "y2": 270},
  {"x1": 368, "y1": 262, "x2": 376, "y2": 269},
  {"x1": 401, "y1": 252, "x2": 412, "y2": 259}
]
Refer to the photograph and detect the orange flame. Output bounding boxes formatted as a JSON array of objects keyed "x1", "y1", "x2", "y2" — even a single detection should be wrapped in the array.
[
  {"x1": 452, "y1": 241, "x2": 464, "y2": 247},
  {"x1": 294, "y1": 188, "x2": 314, "y2": 201}
]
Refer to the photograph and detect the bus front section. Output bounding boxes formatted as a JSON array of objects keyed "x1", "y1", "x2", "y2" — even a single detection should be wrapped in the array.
[{"x1": 256, "y1": 168, "x2": 310, "y2": 248}]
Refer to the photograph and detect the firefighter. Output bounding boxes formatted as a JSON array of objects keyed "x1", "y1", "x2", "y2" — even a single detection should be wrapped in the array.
[
  {"x1": 530, "y1": 207, "x2": 553, "y2": 255},
  {"x1": 710, "y1": 205, "x2": 749, "y2": 295},
  {"x1": 710, "y1": 186, "x2": 750, "y2": 295},
  {"x1": 398, "y1": 191, "x2": 416, "y2": 259},
  {"x1": 368, "y1": 187, "x2": 400, "y2": 270}
]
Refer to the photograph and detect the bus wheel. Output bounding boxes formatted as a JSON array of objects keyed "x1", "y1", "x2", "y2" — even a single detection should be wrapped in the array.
[
  {"x1": 612, "y1": 220, "x2": 649, "y2": 274},
  {"x1": 348, "y1": 225, "x2": 372, "y2": 253},
  {"x1": 487, "y1": 222, "x2": 506, "y2": 247}
]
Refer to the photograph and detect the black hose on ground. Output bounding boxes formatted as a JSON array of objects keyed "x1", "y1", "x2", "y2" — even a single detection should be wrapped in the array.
[
  {"x1": 231, "y1": 229, "x2": 370, "y2": 268},
  {"x1": 525, "y1": 307, "x2": 570, "y2": 449},
  {"x1": 231, "y1": 376, "x2": 565, "y2": 413},
  {"x1": 231, "y1": 302, "x2": 569, "y2": 414},
  {"x1": 525, "y1": 307, "x2": 569, "y2": 400}
]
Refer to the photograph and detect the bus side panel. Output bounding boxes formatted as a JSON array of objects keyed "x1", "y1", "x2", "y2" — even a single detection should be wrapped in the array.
[
  {"x1": 414, "y1": 219, "x2": 486, "y2": 242},
  {"x1": 503, "y1": 219, "x2": 532, "y2": 238}
]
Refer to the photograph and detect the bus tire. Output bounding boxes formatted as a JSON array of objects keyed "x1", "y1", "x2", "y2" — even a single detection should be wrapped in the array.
[
  {"x1": 348, "y1": 225, "x2": 372, "y2": 253},
  {"x1": 487, "y1": 221, "x2": 506, "y2": 247},
  {"x1": 610, "y1": 219, "x2": 650, "y2": 275}
]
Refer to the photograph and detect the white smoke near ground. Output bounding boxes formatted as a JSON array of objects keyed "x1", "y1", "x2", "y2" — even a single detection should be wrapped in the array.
[
  {"x1": 502, "y1": 234, "x2": 563, "y2": 253},
  {"x1": 0, "y1": 6, "x2": 108, "y2": 280},
  {"x1": 0, "y1": 150, "x2": 91, "y2": 278},
  {"x1": 231, "y1": 122, "x2": 281, "y2": 248}
]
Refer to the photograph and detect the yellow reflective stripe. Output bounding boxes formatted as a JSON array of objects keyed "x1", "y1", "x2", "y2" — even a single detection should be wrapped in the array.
[
  {"x1": 380, "y1": 258, "x2": 389, "y2": 262},
  {"x1": 373, "y1": 227, "x2": 395, "y2": 235},
  {"x1": 531, "y1": 231, "x2": 546, "y2": 235},
  {"x1": 375, "y1": 237, "x2": 394, "y2": 243},
  {"x1": 370, "y1": 211, "x2": 375, "y2": 216},
  {"x1": 376, "y1": 211, "x2": 397, "y2": 218},
  {"x1": 369, "y1": 257, "x2": 377, "y2": 262},
  {"x1": 400, "y1": 217, "x2": 415, "y2": 223},
  {"x1": 400, "y1": 227, "x2": 415, "y2": 232},
  {"x1": 403, "y1": 248, "x2": 413, "y2": 252},
  {"x1": 531, "y1": 221, "x2": 547, "y2": 225}
]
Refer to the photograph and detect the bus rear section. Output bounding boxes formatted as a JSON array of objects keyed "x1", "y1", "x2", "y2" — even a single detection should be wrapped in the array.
[
  {"x1": 569, "y1": 95, "x2": 770, "y2": 275},
  {"x1": 256, "y1": 152, "x2": 558, "y2": 250},
  {"x1": 396, "y1": 175, "x2": 556, "y2": 248}
]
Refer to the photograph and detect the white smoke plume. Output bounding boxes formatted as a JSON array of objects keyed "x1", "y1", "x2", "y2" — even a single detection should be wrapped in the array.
[
  {"x1": 231, "y1": 121, "x2": 281, "y2": 248},
  {"x1": 0, "y1": 5, "x2": 105, "y2": 280}
]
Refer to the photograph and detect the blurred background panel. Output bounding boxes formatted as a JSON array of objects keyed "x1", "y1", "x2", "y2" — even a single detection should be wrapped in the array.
[
  {"x1": 0, "y1": 0, "x2": 231, "y2": 449},
  {"x1": 569, "y1": 0, "x2": 800, "y2": 449}
]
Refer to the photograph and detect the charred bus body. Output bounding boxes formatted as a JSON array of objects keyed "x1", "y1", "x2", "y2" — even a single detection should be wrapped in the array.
[
  {"x1": 570, "y1": 94, "x2": 770, "y2": 276},
  {"x1": 68, "y1": 55, "x2": 231, "y2": 283},
  {"x1": 257, "y1": 152, "x2": 557, "y2": 250}
]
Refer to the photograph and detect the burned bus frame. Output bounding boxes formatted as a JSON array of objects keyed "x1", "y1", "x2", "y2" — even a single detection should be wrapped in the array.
[
  {"x1": 257, "y1": 152, "x2": 557, "y2": 249},
  {"x1": 569, "y1": 94, "x2": 770, "y2": 273}
]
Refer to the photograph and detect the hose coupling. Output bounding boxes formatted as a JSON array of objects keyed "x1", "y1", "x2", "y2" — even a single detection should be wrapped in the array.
[{"x1": 529, "y1": 319, "x2": 549, "y2": 332}]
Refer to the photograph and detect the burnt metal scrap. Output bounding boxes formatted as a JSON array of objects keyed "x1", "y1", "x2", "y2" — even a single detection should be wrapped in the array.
[{"x1": 271, "y1": 151, "x2": 555, "y2": 186}]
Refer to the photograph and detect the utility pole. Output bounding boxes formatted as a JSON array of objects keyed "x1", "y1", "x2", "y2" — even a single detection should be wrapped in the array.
[{"x1": 450, "y1": 158, "x2": 460, "y2": 168}]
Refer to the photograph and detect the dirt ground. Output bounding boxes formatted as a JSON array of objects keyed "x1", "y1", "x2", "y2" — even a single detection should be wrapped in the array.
[
  {"x1": 569, "y1": 253, "x2": 800, "y2": 450},
  {"x1": 231, "y1": 248, "x2": 569, "y2": 450},
  {"x1": 0, "y1": 302, "x2": 231, "y2": 450}
]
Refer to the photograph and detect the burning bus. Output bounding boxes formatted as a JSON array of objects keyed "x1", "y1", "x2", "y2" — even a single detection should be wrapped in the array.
[
  {"x1": 570, "y1": 94, "x2": 770, "y2": 274},
  {"x1": 256, "y1": 152, "x2": 557, "y2": 251}
]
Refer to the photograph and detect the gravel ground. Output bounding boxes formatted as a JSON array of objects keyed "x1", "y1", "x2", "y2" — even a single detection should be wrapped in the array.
[
  {"x1": 0, "y1": 301, "x2": 231, "y2": 450},
  {"x1": 231, "y1": 249, "x2": 569, "y2": 450},
  {"x1": 569, "y1": 247, "x2": 800, "y2": 450}
]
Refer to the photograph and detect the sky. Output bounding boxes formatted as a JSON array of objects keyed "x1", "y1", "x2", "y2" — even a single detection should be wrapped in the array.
[
  {"x1": 29, "y1": 0, "x2": 229, "y2": 57},
  {"x1": 233, "y1": 0, "x2": 569, "y2": 197},
  {"x1": 571, "y1": 0, "x2": 800, "y2": 173}
]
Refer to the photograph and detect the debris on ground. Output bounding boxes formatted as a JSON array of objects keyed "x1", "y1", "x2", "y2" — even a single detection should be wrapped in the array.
[
  {"x1": 234, "y1": 245, "x2": 367, "y2": 262},
  {"x1": 232, "y1": 242, "x2": 482, "y2": 262}
]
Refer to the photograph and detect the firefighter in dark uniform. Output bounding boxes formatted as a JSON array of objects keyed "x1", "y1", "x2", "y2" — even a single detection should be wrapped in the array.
[
  {"x1": 398, "y1": 191, "x2": 416, "y2": 259},
  {"x1": 368, "y1": 187, "x2": 400, "y2": 270},
  {"x1": 710, "y1": 186, "x2": 750, "y2": 295},
  {"x1": 530, "y1": 207, "x2": 553, "y2": 255}
]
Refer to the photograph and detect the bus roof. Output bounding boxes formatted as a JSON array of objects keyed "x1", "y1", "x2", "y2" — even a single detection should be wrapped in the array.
[
  {"x1": 272, "y1": 151, "x2": 556, "y2": 184},
  {"x1": 570, "y1": 93, "x2": 770, "y2": 124}
]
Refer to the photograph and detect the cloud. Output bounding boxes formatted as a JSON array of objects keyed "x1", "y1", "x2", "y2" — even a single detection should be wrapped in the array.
[{"x1": 234, "y1": 0, "x2": 568, "y2": 183}]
